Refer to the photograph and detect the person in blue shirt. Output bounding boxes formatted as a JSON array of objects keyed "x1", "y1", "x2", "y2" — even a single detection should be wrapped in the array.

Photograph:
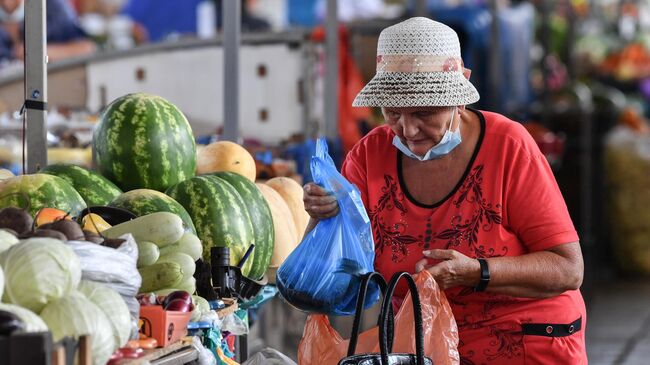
[
  {"x1": 0, "y1": 0, "x2": 95, "y2": 62},
  {"x1": 121, "y1": 0, "x2": 270, "y2": 43}
]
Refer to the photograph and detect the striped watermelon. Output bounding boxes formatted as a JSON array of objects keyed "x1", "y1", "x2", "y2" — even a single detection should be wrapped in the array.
[
  {"x1": 109, "y1": 189, "x2": 196, "y2": 234},
  {"x1": 166, "y1": 176, "x2": 256, "y2": 277},
  {"x1": 92, "y1": 93, "x2": 196, "y2": 192},
  {"x1": 210, "y1": 172, "x2": 274, "y2": 279},
  {"x1": 40, "y1": 164, "x2": 122, "y2": 206},
  {"x1": 0, "y1": 174, "x2": 86, "y2": 217}
]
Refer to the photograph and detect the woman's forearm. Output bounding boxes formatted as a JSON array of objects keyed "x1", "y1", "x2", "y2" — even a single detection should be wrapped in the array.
[{"x1": 484, "y1": 243, "x2": 584, "y2": 298}]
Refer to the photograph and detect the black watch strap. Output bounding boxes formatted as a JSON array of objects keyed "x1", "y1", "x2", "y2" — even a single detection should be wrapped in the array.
[{"x1": 475, "y1": 258, "x2": 490, "y2": 292}]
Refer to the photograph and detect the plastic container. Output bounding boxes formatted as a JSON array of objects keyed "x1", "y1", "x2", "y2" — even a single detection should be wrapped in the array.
[{"x1": 139, "y1": 305, "x2": 192, "y2": 347}]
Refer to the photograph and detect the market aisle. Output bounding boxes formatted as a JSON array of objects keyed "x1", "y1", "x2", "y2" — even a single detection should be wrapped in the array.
[{"x1": 586, "y1": 279, "x2": 650, "y2": 365}]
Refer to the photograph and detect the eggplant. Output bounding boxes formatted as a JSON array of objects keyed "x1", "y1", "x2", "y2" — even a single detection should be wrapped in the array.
[
  {"x1": 0, "y1": 310, "x2": 25, "y2": 336},
  {"x1": 164, "y1": 298, "x2": 192, "y2": 312},
  {"x1": 161, "y1": 290, "x2": 192, "y2": 308}
]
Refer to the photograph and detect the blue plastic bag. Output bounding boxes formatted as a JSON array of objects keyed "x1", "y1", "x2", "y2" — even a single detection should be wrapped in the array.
[{"x1": 276, "y1": 138, "x2": 379, "y2": 315}]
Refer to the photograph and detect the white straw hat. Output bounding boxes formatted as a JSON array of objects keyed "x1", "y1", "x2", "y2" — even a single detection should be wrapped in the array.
[{"x1": 353, "y1": 17, "x2": 480, "y2": 108}]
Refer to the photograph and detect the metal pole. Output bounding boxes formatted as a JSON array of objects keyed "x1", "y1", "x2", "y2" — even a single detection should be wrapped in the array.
[
  {"x1": 24, "y1": 0, "x2": 48, "y2": 173},
  {"x1": 489, "y1": 0, "x2": 501, "y2": 111},
  {"x1": 564, "y1": 0, "x2": 576, "y2": 80},
  {"x1": 223, "y1": 0, "x2": 240, "y2": 142},
  {"x1": 324, "y1": 0, "x2": 338, "y2": 140},
  {"x1": 540, "y1": 0, "x2": 551, "y2": 124}
]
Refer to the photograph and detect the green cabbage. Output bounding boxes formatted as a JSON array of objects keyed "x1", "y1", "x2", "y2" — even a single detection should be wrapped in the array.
[
  {"x1": 191, "y1": 295, "x2": 211, "y2": 322},
  {"x1": 0, "y1": 238, "x2": 81, "y2": 313},
  {"x1": 40, "y1": 292, "x2": 116, "y2": 365},
  {"x1": 78, "y1": 280, "x2": 131, "y2": 348},
  {"x1": 0, "y1": 303, "x2": 48, "y2": 332}
]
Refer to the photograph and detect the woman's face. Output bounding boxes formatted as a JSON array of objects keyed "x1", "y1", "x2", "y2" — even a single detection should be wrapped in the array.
[
  {"x1": 0, "y1": 0, "x2": 22, "y2": 14},
  {"x1": 383, "y1": 106, "x2": 458, "y2": 156}
]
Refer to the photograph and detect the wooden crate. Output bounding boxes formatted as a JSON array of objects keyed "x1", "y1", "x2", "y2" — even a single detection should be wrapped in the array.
[{"x1": 0, "y1": 333, "x2": 91, "y2": 365}]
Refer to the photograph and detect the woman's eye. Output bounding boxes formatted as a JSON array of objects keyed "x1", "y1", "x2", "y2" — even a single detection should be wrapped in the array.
[
  {"x1": 415, "y1": 112, "x2": 432, "y2": 118},
  {"x1": 387, "y1": 111, "x2": 400, "y2": 119}
]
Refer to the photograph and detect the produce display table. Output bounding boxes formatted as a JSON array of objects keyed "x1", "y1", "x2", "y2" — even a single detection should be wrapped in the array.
[{"x1": 119, "y1": 339, "x2": 198, "y2": 365}]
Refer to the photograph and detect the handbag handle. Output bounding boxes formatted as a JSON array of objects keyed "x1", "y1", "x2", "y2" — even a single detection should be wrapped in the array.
[
  {"x1": 346, "y1": 272, "x2": 394, "y2": 356},
  {"x1": 379, "y1": 272, "x2": 426, "y2": 365}
]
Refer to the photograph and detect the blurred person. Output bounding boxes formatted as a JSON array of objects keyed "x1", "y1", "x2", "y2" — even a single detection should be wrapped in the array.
[
  {"x1": 304, "y1": 17, "x2": 587, "y2": 364},
  {"x1": 315, "y1": 0, "x2": 387, "y2": 22},
  {"x1": 121, "y1": 0, "x2": 269, "y2": 44},
  {"x1": 0, "y1": 0, "x2": 95, "y2": 62}
]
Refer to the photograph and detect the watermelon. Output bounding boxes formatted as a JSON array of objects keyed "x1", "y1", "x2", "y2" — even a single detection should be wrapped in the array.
[
  {"x1": 40, "y1": 164, "x2": 122, "y2": 206},
  {"x1": 210, "y1": 172, "x2": 274, "y2": 279},
  {"x1": 109, "y1": 189, "x2": 196, "y2": 234},
  {"x1": 166, "y1": 176, "x2": 256, "y2": 277},
  {"x1": 92, "y1": 93, "x2": 196, "y2": 192},
  {"x1": 0, "y1": 174, "x2": 86, "y2": 217}
]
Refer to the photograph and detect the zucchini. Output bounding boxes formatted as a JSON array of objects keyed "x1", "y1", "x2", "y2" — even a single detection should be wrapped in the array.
[
  {"x1": 159, "y1": 232, "x2": 202, "y2": 261},
  {"x1": 157, "y1": 252, "x2": 195, "y2": 279},
  {"x1": 103, "y1": 212, "x2": 184, "y2": 247},
  {"x1": 138, "y1": 262, "x2": 184, "y2": 293},
  {"x1": 177, "y1": 276, "x2": 196, "y2": 294},
  {"x1": 136, "y1": 240, "x2": 160, "y2": 268}
]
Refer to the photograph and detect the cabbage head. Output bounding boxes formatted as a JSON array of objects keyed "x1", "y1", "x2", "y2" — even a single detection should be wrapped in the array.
[
  {"x1": 0, "y1": 238, "x2": 81, "y2": 313},
  {"x1": 78, "y1": 280, "x2": 131, "y2": 348},
  {"x1": 40, "y1": 291, "x2": 116, "y2": 365},
  {"x1": 191, "y1": 295, "x2": 211, "y2": 322},
  {"x1": 0, "y1": 229, "x2": 18, "y2": 254},
  {"x1": 0, "y1": 303, "x2": 48, "y2": 332}
]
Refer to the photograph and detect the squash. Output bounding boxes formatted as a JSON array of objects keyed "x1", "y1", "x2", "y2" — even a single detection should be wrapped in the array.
[
  {"x1": 255, "y1": 183, "x2": 298, "y2": 267},
  {"x1": 196, "y1": 141, "x2": 256, "y2": 181},
  {"x1": 265, "y1": 177, "x2": 310, "y2": 240}
]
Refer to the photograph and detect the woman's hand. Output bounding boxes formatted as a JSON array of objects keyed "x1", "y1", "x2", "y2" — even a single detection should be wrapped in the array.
[
  {"x1": 415, "y1": 249, "x2": 480, "y2": 290},
  {"x1": 303, "y1": 182, "x2": 339, "y2": 220}
]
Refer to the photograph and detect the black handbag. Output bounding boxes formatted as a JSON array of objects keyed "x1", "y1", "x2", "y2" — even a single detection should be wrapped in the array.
[{"x1": 338, "y1": 272, "x2": 434, "y2": 365}]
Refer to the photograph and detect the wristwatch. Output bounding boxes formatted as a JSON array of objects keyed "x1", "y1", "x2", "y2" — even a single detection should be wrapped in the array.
[{"x1": 474, "y1": 258, "x2": 490, "y2": 292}]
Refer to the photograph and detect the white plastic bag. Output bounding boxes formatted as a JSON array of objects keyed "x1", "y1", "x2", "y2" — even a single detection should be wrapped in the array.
[
  {"x1": 221, "y1": 311, "x2": 248, "y2": 335},
  {"x1": 67, "y1": 235, "x2": 142, "y2": 336},
  {"x1": 67, "y1": 234, "x2": 141, "y2": 296},
  {"x1": 242, "y1": 348, "x2": 296, "y2": 365},
  {"x1": 192, "y1": 336, "x2": 217, "y2": 365}
]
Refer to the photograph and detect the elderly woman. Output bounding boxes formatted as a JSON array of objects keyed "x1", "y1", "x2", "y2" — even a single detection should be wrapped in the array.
[{"x1": 304, "y1": 17, "x2": 587, "y2": 364}]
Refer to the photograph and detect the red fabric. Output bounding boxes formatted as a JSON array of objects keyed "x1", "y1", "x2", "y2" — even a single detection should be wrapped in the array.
[
  {"x1": 312, "y1": 26, "x2": 372, "y2": 154},
  {"x1": 341, "y1": 110, "x2": 587, "y2": 364}
]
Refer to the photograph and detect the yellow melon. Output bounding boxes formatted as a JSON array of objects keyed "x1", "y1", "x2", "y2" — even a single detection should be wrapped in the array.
[
  {"x1": 255, "y1": 183, "x2": 299, "y2": 268},
  {"x1": 265, "y1": 177, "x2": 310, "y2": 240},
  {"x1": 196, "y1": 141, "x2": 256, "y2": 181}
]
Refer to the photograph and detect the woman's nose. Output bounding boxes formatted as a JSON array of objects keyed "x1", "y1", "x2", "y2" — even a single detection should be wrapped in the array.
[{"x1": 402, "y1": 118, "x2": 419, "y2": 138}]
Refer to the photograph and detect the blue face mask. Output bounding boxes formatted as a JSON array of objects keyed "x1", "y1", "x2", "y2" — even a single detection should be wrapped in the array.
[{"x1": 392, "y1": 107, "x2": 462, "y2": 161}]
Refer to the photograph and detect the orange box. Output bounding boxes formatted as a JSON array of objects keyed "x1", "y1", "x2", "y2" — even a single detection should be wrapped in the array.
[{"x1": 139, "y1": 305, "x2": 192, "y2": 347}]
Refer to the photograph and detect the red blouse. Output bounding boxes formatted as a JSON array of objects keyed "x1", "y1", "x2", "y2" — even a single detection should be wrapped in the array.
[{"x1": 341, "y1": 110, "x2": 587, "y2": 364}]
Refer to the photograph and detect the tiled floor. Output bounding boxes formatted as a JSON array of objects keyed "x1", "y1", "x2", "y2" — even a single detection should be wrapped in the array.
[{"x1": 586, "y1": 279, "x2": 650, "y2": 365}]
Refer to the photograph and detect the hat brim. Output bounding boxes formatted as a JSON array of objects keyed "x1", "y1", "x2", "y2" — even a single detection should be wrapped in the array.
[{"x1": 352, "y1": 71, "x2": 480, "y2": 108}]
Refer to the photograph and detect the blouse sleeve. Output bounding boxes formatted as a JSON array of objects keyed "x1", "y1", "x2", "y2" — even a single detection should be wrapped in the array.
[
  {"x1": 505, "y1": 138, "x2": 579, "y2": 252},
  {"x1": 341, "y1": 146, "x2": 369, "y2": 208}
]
